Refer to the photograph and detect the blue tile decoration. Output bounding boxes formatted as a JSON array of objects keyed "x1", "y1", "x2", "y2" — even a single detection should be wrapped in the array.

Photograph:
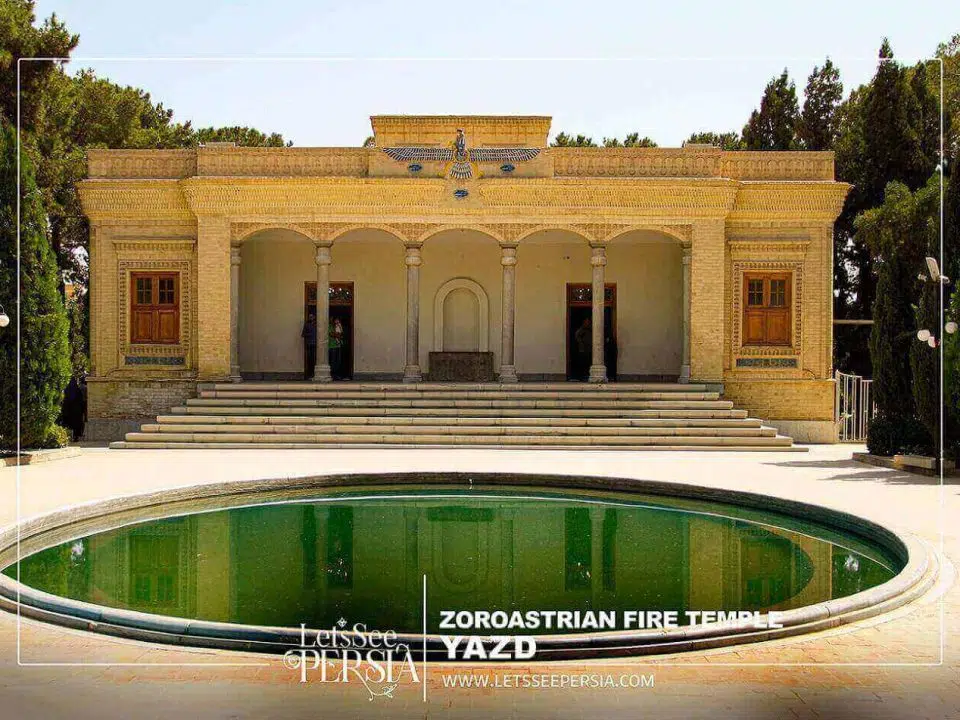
[
  {"x1": 736, "y1": 357, "x2": 798, "y2": 368},
  {"x1": 453, "y1": 189, "x2": 469, "y2": 199},
  {"x1": 125, "y1": 355, "x2": 186, "y2": 366},
  {"x1": 500, "y1": 163, "x2": 516, "y2": 173},
  {"x1": 407, "y1": 163, "x2": 422, "y2": 173}
]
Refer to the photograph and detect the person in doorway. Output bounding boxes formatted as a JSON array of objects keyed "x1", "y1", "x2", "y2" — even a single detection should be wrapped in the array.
[
  {"x1": 604, "y1": 329, "x2": 618, "y2": 382},
  {"x1": 301, "y1": 311, "x2": 317, "y2": 380},
  {"x1": 574, "y1": 317, "x2": 591, "y2": 381},
  {"x1": 329, "y1": 317, "x2": 345, "y2": 379}
]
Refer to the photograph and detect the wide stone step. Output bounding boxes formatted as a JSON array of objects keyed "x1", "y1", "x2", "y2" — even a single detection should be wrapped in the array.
[
  {"x1": 157, "y1": 414, "x2": 765, "y2": 428},
  {"x1": 198, "y1": 389, "x2": 722, "y2": 401},
  {"x1": 172, "y1": 406, "x2": 751, "y2": 419},
  {"x1": 185, "y1": 398, "x2": 736, "y2": 410},
  {"x1": 112, "y1": 440, "x2": 805, "y2": 451},
  {"x1": 139, "y1": 423, "x2": 778, "y2": 438},
  {"x1": 202, "y1": 382, "x2": 710, "y2": 393},
  {"x1": 120, "y1": 431, "x2": 795, "y2": 447}
]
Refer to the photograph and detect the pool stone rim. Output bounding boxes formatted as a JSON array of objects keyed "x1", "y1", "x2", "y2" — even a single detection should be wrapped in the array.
[{"x1": 0, "y1": 472, "x2": 939, "y2": 660}]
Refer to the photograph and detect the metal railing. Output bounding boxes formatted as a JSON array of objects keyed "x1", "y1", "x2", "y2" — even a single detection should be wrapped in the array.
[{"x1": 834, "y1": 370, "x2": 875, "y2": 443}]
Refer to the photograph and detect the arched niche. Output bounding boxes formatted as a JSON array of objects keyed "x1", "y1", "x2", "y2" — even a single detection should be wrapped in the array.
[{"x1": 433, "y1": 277, "x2": 489, "y2": 352}]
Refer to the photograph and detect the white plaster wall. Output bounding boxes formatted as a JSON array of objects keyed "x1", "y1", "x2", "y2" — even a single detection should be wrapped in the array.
[
  {"x1": 516, "y1": 234, "x2": 591, "y2": 375},
  {"x1": 420, "y1": 231, "x2": 502, "y2": 372},
  {"x1": 516, "y1": 230, "x2": 682, "y2": 377},
  {"x1": 239, "y1": 228, "x2": 405, "y2": 375},
  {"x1": 606, "y1": 232, "x2": 683, "y2": 376}
]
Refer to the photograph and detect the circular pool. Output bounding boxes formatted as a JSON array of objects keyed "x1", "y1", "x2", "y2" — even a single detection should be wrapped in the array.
[{"x1": 0, "y1": 473, "x2": 936, "y2": 659}]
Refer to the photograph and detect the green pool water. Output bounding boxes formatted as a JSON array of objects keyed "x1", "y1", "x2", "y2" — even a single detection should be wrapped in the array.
[{"x1": 4, "y1": 485, "x2": 900, "y2": 634}]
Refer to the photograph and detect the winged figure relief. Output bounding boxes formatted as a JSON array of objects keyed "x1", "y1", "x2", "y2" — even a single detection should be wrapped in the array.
[{"x1": 382, "y1": 129, "x2": 541, "y2": 179}]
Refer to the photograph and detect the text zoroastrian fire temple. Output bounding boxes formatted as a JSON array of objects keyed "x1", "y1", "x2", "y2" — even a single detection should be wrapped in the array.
[{"x1": 78, "y1": 115, "x2": 849, "y2": 446}]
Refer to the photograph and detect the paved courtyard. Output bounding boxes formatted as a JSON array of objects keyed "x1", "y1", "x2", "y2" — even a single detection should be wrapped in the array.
[{"x1": 0, "y1": 444, "x2": 956, "y2": 719}]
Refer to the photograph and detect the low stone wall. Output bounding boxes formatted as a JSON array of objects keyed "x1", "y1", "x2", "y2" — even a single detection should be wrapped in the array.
[{"x1": 84, "y1": 378, "x2": 197, "y2": 441}]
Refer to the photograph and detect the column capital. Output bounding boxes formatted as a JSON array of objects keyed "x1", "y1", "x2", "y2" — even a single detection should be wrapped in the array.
[
  {"x1": 590, "y1": 244, "x2": 607, "y2": 266},
  {"x1": 314, "y1": 244, "x2": 332, "y2": 266},
  {"x1": 500, "y1": 244, "x2": 518, "y2": 266},
  {"x1": 230, "y1": 245, "x2": 242, "y2": 265},
  {"x1": 405, "y1": 244, "x2": 423, "y2": 266}
]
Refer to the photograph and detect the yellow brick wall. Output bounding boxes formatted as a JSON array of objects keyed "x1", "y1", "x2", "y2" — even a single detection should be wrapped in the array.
[
  {"x1": 689, "y1": 220, "x2": 725, "y2": 382},
  {"x1": 723, "y1": 379, "x2": 835, "y2": 421},
  {"x1": 196, "y1": 217, "x2": 232, "y2": 379}
]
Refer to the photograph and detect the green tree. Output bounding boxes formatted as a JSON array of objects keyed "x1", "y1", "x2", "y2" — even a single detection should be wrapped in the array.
[
  {"x1": 195, "y1": 126, "x2": 289, "y2": 147},
  {"x1": 0, "y1": 121, "x2": 70, "y2": 449},
  {"x1": 0, "y1": 0, "x2": 77, "y2": 133},
  {"x1": 798, "y1": 58, "x2": 843, "y2": 150},
  {"x1": 742, "y1": 69, "x2": 800, "y2": 150},
  {"x1": 857, "y1": 180, "x2": 936, "y2": 453},
  {"x1": 550, "y1": 132, "x2": 596, "y2": 147},
  {"x1": 602, "y1": 132, "x2": 657, "y2": 147},
  {"x1": 833, "y1": 41, "x2": 941, "y2": 375},
  {"x1": 685, "y1": 131, "x2": 743, "y2": 150}
]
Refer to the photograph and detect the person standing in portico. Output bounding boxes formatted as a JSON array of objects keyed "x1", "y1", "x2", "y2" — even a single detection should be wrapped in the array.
[{"x1": 301, "y1": 311, "x2": 317, "y2": 380}]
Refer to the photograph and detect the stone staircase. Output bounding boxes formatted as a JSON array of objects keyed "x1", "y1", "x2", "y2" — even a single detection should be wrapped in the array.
[{"x1": 109, "y1": 382, "x2": 803, "y2": 451}]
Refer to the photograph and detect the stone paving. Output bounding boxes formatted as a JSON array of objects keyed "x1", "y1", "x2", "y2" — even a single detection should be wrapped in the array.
[{"x1": 0, "y1": 444, "x2": 956, "y2": 719}]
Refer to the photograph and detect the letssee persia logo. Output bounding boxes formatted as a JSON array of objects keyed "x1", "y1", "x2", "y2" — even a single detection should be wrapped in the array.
[{"x1": 283, "y1": 618, "x2": 421, "y2": 699}]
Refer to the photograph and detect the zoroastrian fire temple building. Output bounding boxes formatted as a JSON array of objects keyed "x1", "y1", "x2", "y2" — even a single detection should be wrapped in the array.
[{"x1": 78, "y1": 115, "x2": 849, "y2": 445}]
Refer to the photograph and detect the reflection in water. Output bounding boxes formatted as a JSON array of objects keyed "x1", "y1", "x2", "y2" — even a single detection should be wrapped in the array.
[{"x1": 6, "y1": 489, "x2": 898, "y2": 634}]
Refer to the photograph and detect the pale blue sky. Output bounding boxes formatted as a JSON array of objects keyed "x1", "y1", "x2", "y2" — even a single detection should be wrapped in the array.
[{"x1": 33, "y1": 0, "x2": 958, "y2": 147}]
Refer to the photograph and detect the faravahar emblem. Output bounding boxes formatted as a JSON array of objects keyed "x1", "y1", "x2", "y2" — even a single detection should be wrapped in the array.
[{"x1": 381, "y1": 129, "x2": 541, "y2": 180}]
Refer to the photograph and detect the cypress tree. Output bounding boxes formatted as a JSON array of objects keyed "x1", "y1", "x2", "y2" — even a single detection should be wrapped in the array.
[
  {"x1": 742, "y1": 69, "x2": 800, "y2": 150},
  {"x1": 799, "y1": 58, "x2": 843, "y2": 151},
  {"x1": 0, "y1": 121, "x2": 71, "y2": 449}
]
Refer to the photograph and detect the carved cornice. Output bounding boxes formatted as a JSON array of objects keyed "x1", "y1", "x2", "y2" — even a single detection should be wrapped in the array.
[
  {"x1": 78, "y1": 180, "x2": 193, "y2": 221},
  {"x1": 728, "y1": 239, "x2": 810, "y2": 260},
  {"x1": 79, "y1": 177, "x2": 849, "y2": 229},
  {"x1": 87, "y1": 150, "x2": 196, "y2": 179},
  {"x1": 552, "y1": 147, "x2": 722, "y2": 178},
  {"x1": 721, "y1": 152, "x2": 834, "y2": 181},
  {"x1": 198, "y1": 147, "x2": 369, "y2": 177},
  {"x1": 728, "y1": 182, "x2": 850, "y2": 222}
]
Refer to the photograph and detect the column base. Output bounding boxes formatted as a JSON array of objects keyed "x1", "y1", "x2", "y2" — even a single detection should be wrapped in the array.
[
  {"x1": 402, "y1": 365, "x2": 422, "y2": 383},
  {"x1": 228, "y1": 372, "x2": 242, "y2": 384},
  {"x1": 312, "y1": 364, "x2": 332, "y2": 383},
  {"x1": 588, "y1": 364, "x2": 608, "y2": 383},
  {"x1": 678, "y1": 364, "x2": 691, "y2": 384},
  {"x1": 498, "y1": 364, "x2": 518, "y2": 383}
]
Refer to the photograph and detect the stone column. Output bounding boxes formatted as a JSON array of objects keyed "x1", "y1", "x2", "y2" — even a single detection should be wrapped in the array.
[
  {"x1": 313, "y1": 243, "x2": 333, "y2": 383},
  {"x1": 588, "y1": 244, "x2": 608, "y2": 383},
  {"x1": 403, "y1": 244, "x2": 423, "y2": 383},
  {"x1": 499, "y1": 244, "x2": 518, "y2": 383},
  {"x1": 679, "y1": 243, "x2": 692, "y2": 383},
  {"x1": 229, "y1": 245, "x2": 242, "y2": 382},
  {"x1": 196, "y1": 216, "x2": 232, "y2": 380}
]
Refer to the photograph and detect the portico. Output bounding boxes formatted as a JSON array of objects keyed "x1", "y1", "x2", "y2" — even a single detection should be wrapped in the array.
[{"x1": 78, "y1": 114, "x2": 849, "y2": 443}]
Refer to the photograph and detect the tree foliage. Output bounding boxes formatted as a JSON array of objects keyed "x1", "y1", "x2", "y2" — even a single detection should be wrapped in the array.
[
  {"x1": 0, "y1": 121, "x2": 70, "y2": 449},
  {"x1": 685, "y1": 131, "x2": 743, "y2": 150},
  {"x1": 602, "y1": 132, "x2": 657, "y2": 147},
  {"x1": 856, "y1": 179, "x2": 938, "y2": 453},
  {"x1": 742, "y1": 69, "x2": 800, "y2": 150},
  {"x1": 798, "y1": 58, "x2": 843, "y2": 151},
  {"x1": 550, "y1": 132, "x2": 597, "y2": 147}
]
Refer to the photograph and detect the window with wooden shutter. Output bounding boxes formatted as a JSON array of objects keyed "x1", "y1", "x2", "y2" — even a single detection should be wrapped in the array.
[
  {"x1": 742, "y1": 272, "x2": 791, "y2": 346},
  {"x1": 130, "y1": 272, "x2": 180, "y2": 344}
]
